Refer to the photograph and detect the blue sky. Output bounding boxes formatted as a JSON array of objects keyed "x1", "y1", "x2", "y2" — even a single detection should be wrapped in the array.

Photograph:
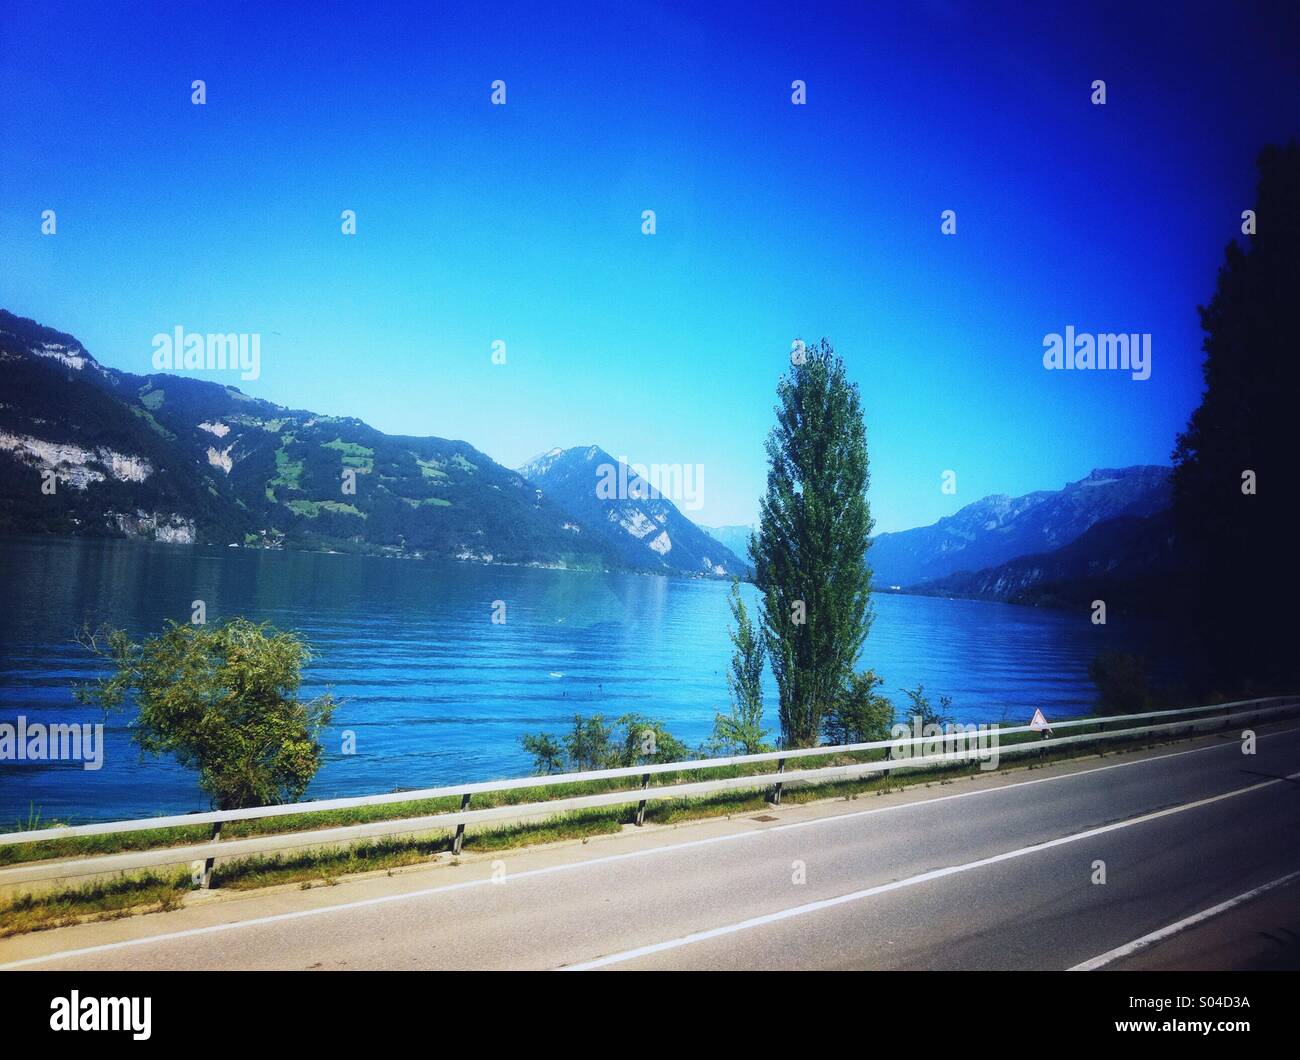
[{"x1": 2, "y1": 1, "x2": 1297, "y2": 531}]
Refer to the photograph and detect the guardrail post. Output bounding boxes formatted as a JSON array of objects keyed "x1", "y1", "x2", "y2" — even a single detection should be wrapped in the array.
[
  {"x1": 452, "y1": 793, "x2": 471, "y2": 855},
  {"x1": 635, "y1": 774, "x2": 650, "y2": 826},
  {"x1": 772, "y1": 758, "x2": 786, "y2": 804},
  {"x1": 200, "y1": 821, "x2": 221, "y2": 890}
]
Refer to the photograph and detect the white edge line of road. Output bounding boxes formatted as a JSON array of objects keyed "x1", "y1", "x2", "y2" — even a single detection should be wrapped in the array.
[
  {"x1": 561, "y1": 767, "x2": 1300, "y2": 970},
  {"x1": 1067, "y1": 867, "x2": 1300, "y2": 971},
  {"x1": 2, "y1": 724, "x2": 1295, "y2": 971}
]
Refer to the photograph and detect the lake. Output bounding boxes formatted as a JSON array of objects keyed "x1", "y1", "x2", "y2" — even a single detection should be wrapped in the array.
[{"x1": 0, "y1": 536, "x2": 1141, "y2": 824}]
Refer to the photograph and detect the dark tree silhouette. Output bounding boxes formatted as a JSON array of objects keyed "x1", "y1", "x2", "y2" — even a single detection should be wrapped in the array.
[{"x1": 1171, "y1": 141, "x2": 1299, "y2": 693}]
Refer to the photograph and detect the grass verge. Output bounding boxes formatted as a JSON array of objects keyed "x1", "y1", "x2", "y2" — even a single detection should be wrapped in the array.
[{"x1": 0, "y1": 870, "x2": 190, "y2": 938}]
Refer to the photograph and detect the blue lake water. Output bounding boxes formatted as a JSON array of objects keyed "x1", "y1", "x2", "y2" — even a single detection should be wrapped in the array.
[{"x1": 0, "y1": 536, "x2": 1142, "y2": 824}]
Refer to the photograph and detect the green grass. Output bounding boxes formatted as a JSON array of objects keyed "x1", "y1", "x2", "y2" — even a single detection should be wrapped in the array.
[
  {"x1": 269, "y1": 442, "x2": 304, "y2": 486},
  {"x1": 285, "y1": 500, "x2": 366, "y2": 519},
  {"x1": 0, "y1": 870, "x2": 189, "y2": 938},
  {"x1": 414, "y1": 457, "x2": 448, "y2": 481},
  {"x1": 129, "y1": 404, "x2": 174, "y2": 438},
  {"x1": 212, "y1": 809, "x2": 628, "y2": 891},
  {"x1": 322, "y1": 438, "x2": 375, "y2": 473},
  {"x1": 322, "y1": 439, "x2": 374, "y2": 457}
]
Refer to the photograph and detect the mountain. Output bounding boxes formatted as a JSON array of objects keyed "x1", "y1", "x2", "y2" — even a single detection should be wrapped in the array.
[
  {"x1": 517, "y1": 447, "x2": 748, "y2": 577},
  {"x1": 700, "y1": 524, "x2": 755, "y2": 564},
  {"x1": 0, "y1": 309, "x2": 623, "y2": 568},
  {"x1": 908, "y1": 508, "x2": 1178, "y2": 611},
  {"x1": 869, "y1": 466, "x2": 1172, "y2": 588}
]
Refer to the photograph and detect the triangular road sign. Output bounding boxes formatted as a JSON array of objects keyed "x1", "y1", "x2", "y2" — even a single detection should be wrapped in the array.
[{"x1": 1029, "y1": 708, "x2": 1052, "y2": 732}]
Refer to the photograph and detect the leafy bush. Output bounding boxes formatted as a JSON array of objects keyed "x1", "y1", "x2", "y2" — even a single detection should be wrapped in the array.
[
  {"x1": 824, "y1": 669, "x2": 895, "y2": 745},
  {"x1": 1088, "y1": 652, "x2": 1152, "y2": 716},
  {"x1": 520, "y1": 732, "x2": 565, "y2": 774},
  {"x1": 522, "y1": 713, "x2": 693, "y2": 774},
  {"x1": 897, "y1": 684, "x2": 952, "y2": 729},
  {"x1": 77, "y1": 618, "x2": 336, "y2": 809}
]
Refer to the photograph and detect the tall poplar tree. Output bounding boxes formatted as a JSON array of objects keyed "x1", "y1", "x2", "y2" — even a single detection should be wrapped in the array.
[{"x1": 752, "y1": 338, "x2": 874, "y2": 747}]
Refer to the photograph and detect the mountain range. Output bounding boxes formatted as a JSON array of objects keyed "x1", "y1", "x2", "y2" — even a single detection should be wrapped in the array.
[
  {"x1": 868, "y1": 466, "x2": 1173, "y2": 589},
  {"x1": 906, "y1": 507, "x2": 1178, "y2": 610},
  {"x1": 0, "y1": 310, "x2": 744, "y2": 577},
  {"x1": 697, "y1": 472, "x2": 1174, "y2": 609},
  {"x1": 518, "y1": 447, "x2": 745, "y2": 575},
  {"x1": 2, "y1": 307, "x2": 1168, "y2": 599},
  {"x1": 700, "y1": 524, "x2": 755, "y2": 564}
]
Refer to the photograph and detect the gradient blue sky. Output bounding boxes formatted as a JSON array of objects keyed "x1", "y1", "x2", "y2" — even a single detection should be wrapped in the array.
[{"x1": 2, "y1": 1, "x2": 1297, "y2": 530}]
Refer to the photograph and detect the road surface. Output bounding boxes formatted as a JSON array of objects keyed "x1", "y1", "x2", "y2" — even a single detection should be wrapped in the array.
[{"x1": 4, "y1": 721, "x2": 1299, "y2": 971}]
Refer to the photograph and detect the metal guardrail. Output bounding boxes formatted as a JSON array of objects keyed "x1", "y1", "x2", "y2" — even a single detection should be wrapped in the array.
[{"x1": 0, "y1": 695, "x2": 1294, "y2": 891}]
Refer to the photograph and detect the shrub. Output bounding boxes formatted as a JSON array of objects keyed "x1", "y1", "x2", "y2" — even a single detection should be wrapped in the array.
[
  {"x1": 77, "y1": 618, "x2": 336, "y2": 809},
  {"x1": 825, "y1": 669, "x2": 895, "y2": 745},
  {"x1": 1088, "y1": 652, "x2": 1152, "y2": 716}
]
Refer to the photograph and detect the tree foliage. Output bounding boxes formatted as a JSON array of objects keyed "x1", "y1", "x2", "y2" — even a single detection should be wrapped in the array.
[
  {"x1": 1088, "y1": 652, "x2": 1153, "y2": 716},
  {"x1": 1171, "y1": 141, "x2": 1299, "y2": 693},
  {"x1": 520, "y1": 732, "x2": 565, "y2": 774},
  {"x1": 522, "y1": 713, "x2": 692, "y2": 774},
  {"x1": 753, "y1": 339, "x2": 875, "y2": 747},
  {"x1": 77, "y1": 618, "x2": 336, "y2": 809},
  {"x1": 824, "y1": 669, "x2": 894, "y2": 745},
  {"x1": 897, "y1": 684, "x2": 952, "y2": 729},
  {"x1": 706, "y1": 580, "x2": 772, "y2": 755}
]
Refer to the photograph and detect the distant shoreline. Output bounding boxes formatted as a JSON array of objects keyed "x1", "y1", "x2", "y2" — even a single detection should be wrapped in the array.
[{"x1": 0, "y1": 530, "x2": 749, "y2": 582}]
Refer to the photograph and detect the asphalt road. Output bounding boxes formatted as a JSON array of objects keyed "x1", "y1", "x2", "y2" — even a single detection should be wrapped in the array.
[{"x1": 4, "y1": 723, "x2": 1299, "y2": 971}]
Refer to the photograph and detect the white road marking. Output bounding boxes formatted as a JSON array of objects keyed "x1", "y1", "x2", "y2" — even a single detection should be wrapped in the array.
[
  {"x1": 1068, "y1": 868, "x2": 1300, "y2": 971},
  {"x1": 561, "y1": 769, "x2": 1300, "y2": 970},
  {"x1": 2, "y1": 726, "x2": 1294, "y2": 971}
]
